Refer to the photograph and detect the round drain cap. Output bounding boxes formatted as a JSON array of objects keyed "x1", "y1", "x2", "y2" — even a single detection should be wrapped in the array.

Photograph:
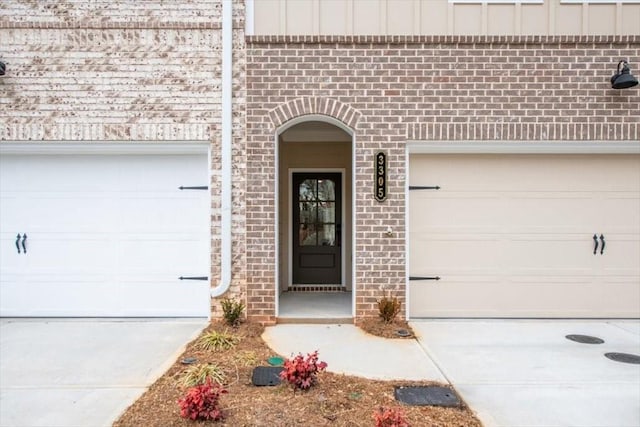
[
  {"x1": 565, "y1": 334, "x2": 604, "y2": 344},
  {"x1": 604, "y1": 352, "x2": 640, "y2": 364}
]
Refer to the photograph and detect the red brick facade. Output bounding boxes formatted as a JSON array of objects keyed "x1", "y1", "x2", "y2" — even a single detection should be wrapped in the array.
[{"x1": 245, "y1": 35, "x2": 640, "y2": 322}]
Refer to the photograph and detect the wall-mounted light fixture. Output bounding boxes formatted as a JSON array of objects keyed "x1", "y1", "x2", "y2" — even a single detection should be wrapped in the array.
[
  {"x1": 0, "y1": 61, "x2": 5, "y2": 76},
  {"x1": 610, "y1": 60, "x2": 638, "y2": 89}
]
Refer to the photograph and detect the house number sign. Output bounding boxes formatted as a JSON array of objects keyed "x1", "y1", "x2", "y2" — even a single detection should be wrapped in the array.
[{"x1": 375, "y1": 151, "x2": 387, "y2": 202}]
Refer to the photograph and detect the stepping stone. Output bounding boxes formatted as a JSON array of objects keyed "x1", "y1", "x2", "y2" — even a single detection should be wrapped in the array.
[
  {"x1": 394, "y1": 386, "x2": 461, "y2": 407},
  {"x1": 251, "y1": 366, "x2": 284, "y2": 386}
]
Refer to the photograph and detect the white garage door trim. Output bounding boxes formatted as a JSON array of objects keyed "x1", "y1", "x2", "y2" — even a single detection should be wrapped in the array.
[
  {"x1": 405, "y1": 141, "x2": 640, "y2": 320},
  {"x1": 0, "y1": 142, "x2": 212, "y2": 318},
  {"x1": 0, "y1": 142, "x2": 209, "y2": 155}
]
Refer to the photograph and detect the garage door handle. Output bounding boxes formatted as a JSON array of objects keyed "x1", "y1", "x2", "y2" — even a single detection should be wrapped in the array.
[
  {"x1": 593, "y1": 234, "x2": 599, "y2": 255},
  {"x1": 409, "y1": 276, "x2": 441, "y2": 281},
  {"x1": 21, "y1": 234, "x2": 27, "y2": 254},
  {"x1": 15, "y1": 234, "x2": 21, "y2": 254},
  {"x1": 599, "y1": 234, "x2": 605, "y2": 255},
  {"x1": 179, "y1": 276, "x2": 209, "y2": 281}
]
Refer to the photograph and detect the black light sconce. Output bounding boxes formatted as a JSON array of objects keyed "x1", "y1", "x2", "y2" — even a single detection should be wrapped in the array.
[
  {"x1": 0, "y1": 61, "x2": 5, "y2": 76},
  {"x1": 610, "y1": 60, "x2": 638, "y2": 89}
]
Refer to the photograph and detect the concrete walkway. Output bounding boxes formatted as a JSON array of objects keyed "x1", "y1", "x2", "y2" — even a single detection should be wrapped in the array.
[
  {"x1": 263, "y1": 323, "x2": 446, "y2": 381},
  {"x1": 263, "y1": 320, "x2": 640, "y2": 427},
  {"x1": 0, "y1": 318, "x2": 206, "y2": 427}
]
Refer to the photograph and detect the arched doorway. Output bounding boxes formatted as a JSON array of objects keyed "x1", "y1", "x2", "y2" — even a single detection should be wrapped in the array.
[{"x1": 276, "y1": 118, "x2": 354, "y2": 321}]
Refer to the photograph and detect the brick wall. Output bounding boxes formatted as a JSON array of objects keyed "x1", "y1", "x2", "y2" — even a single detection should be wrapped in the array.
[
  {"x1": 0, "y1": 0, "x2": 248, "y2": 318},
  {"x1": 245, "y1": 35, "x2": 640, "y2": 320}
]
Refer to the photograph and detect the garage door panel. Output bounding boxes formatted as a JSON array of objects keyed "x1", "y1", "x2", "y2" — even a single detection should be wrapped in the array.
[
  {"x1": 411, "y1": 194, "x2": 600, "y2": 233},
  {"x1": 410, "y1": 196, "x2": 504, "y2": 231},
  {"x1": 600, "y1": 235, "x2": 640, "y2": 270},
  {"x1": 410, "y1": 280, "x2": 639, "y2": 318},
  {"x1": 0, "y1": 279, "x2": 119, "y2": 317},
  {"x1": 115, "y1": 155, "x2": 205, "y2": 191},
  {"x1": 118, "y1": 281, "x2": 211, "y2": 317},
  {"x1": 118, "y1": 196, "x2": 208, "y2": 232},
  {"x1": 0, "y1": 156, "x2": 119, "y2": 193},
  {"x1": 409, "y1": 154, "x2": 640, "y2": 318},
  {"x1": 0, "y1": 153, "x2": 210, "y2": 318},
  {"x1": 117, "y1": 237, "x2": 208, "y2": 273},
  {"x1": 603, "y1": 196, "x2": 640, "y2": 231},
  {"x1": 505, "y1": 237, "x2": 593, "y2": 270},
  {"x1": 21, "y1": 235, "x2": 115, "y2": 272},
  {"x1": 410, "y1": 236, "x2": 501, "y2": 271},
  {"x1": 0, "y1": 196, "x2": 114, "y2": 232},
  {"x1": 410, "y1": 154, "x2": 637, "y2": 192}
]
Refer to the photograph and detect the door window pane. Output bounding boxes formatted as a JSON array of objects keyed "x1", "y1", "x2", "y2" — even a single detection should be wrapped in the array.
[
  {"x1": 299, "y1": 223, "x2": 317, "y2": 246},
  {"x1": 317, "y1": 202, "x2": 335, "y2": 223},
  {"x1": 317, "y1": 179, "x2": 335, "y2": 201},
  {"x1": 298, "y1": 202, "x2": 317, "y2": 224},
  {"x1": 299, "y1": 179, "x2": 317, "y2": 201},
  {"x1": 317, "y1": 224, "x2": 335, "y2": 246}
]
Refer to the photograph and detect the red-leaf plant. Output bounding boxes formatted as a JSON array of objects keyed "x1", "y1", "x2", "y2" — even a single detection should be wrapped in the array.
[
  {"x1": 279, "y1": 350, "x2": 328, "y2": 391},
  {"x1": 373, "y1": 406, "x2": 409, "y2": 427},
  {"x1": 178, "y1": 378, "x2": 228, "y2": 421}
]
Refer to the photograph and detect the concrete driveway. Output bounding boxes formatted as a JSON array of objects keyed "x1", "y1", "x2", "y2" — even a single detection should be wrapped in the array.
[
  {"x1": 264, "y1": 320, "x2": 640, "y2": 427},
  {"x1": 0, "y1": 318, "x2": 206, "y2": 427},
  {"x1": 410, "y1": 320, "x2": 640, "y2": 427}
]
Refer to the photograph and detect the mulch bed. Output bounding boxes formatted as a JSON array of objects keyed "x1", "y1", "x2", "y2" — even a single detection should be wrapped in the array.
[{"x1": 114, "y1": 320, "x2": 481, "y2": 427}]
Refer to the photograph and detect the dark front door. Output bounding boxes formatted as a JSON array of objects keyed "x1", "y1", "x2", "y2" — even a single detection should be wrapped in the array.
[{"x1": 292, "y1": 173, "x2": 342, "y2": 285}]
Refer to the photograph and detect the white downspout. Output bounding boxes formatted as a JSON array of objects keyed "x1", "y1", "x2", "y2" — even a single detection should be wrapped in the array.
[{"x1": 211, "y1": 0, "x2": 232, "y2": 297}]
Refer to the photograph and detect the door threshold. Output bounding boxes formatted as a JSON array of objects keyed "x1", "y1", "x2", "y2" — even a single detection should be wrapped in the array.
[
  {"x1": 287, "y1": 286, "x2": 346, "y2": 292},
  {"x1": 276, "y1": 317, "x2": 353, "y2": 325}
]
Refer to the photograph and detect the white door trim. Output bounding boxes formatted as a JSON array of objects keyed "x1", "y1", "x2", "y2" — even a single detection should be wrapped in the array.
[
  {"x1": 288, "y1": 168, "x2": 346, "y2": 288},
  {"x1": 407, "y1": 141, "x2": 640, "y2": 154}
]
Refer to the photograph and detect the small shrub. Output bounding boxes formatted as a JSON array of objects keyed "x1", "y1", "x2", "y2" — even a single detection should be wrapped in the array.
[
  {"x1": 377, "y1": 293, "x2": 401, "y2": 323},
  {"x1": 279, "y1": 350, "x2": 327, "y2": 391},
  {"x1": 373, "y1": 406, "x2": 409, "y2": 427},
  {"x1": 178, "y1": 378, "x2": 227, "y2": 421},
  {"x1": 232, "y1": 350, "x2": 259, "y2": 367},
  {"x1": 198, "y1": 329, "x2": 239, "y2": 351},
  {"x1": 179, "y1": 363, "x2": 226, "y2": 387},
  {"x1": 220, "y1": 297, "x2": 245, "y2": 326}
]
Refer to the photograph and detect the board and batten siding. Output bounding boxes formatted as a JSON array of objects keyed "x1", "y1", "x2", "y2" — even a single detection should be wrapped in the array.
[{"x1": 252, "y1": 0, "x2": 640, "y2": 36}]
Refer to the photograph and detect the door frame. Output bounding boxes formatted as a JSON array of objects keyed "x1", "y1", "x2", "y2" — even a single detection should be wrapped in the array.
[
  {"x1": 274, "y1": 114, "x2": 356, "y2": 318},
  {"x1": 288, "y1": 168, "x2": 346, "y2": 288}
]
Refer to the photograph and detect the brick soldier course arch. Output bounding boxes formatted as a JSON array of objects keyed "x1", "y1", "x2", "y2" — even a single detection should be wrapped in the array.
[{"x1": 269, "y1": 98, "x2": 362, "y2": 130}]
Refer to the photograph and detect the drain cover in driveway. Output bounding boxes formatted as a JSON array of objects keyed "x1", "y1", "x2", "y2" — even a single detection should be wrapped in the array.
[
  {"x1": 604, "y1": 353, "x2": 640, "y2": 364},
  {"x1": 565, "y1": 334, "x2": 605, "y2": 344},
  {"x1": 394, "y1": 386, "x2": 461, "y2": 407},
  {"x1": 251, "y1": 366, "x2": 284, "y2": 386}
]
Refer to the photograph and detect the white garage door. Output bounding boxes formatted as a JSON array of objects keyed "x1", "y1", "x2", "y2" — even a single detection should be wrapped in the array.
[
  {"x1": 0, "y1": 153, "x2": 210, "y2": 317},
  {"x1": 409, "y1": 154, "x2": 640, "y2": 318}
]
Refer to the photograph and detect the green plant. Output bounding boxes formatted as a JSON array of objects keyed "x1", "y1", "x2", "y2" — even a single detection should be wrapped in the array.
[
  {"x1": 178, "y1": 363, "x2": 226, "y2": 387},
  {"x1": 279, "y1": 350, "x2": 327, "y2": 391},
  {"x1": 377, "y1": 293, "x2": 401, "y2": 323},
  {"x1": 197, "y1": 329, "x2": 239, "y2": 351},
  {"x1": 178, "y1": 378, "x2": 227, "y2": 421},
  {"x1": 373, "y1": 406, "x2": 409, "y2": 427},
  {"x1": 232, "y1": 350, "x2": 259, "y2": 367},
  {"x1": 220, "y1": 297, "x2": 245, "y2": 326}
]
